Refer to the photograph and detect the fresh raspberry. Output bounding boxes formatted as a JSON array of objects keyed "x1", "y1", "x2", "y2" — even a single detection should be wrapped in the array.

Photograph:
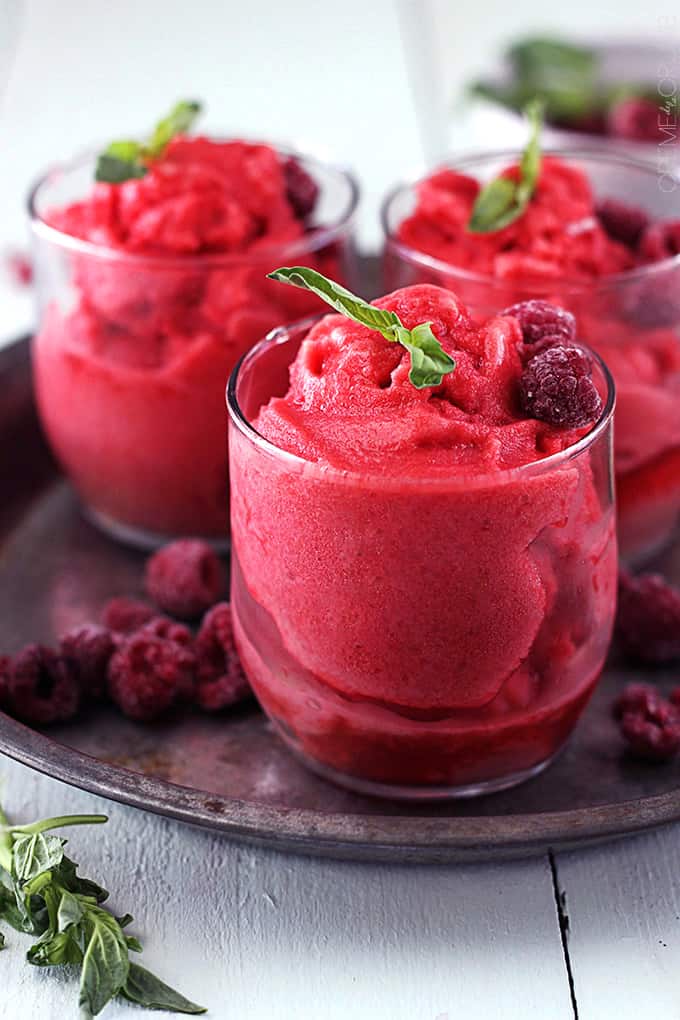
[
  {"x1": 138, "y1": 616, "x2": 196, "y2": 699},
  {"x1": 283, "y1": 156, "x2": 319, "y2": 220},
  {"x1": 145, "y1": 540, "x2": 225, "y2": 620},
  {"x1": 519, "y1": 345, "x2": 602, "y2": 428},
  {"x1": 5, "y1": 645, "x2": 80, "y2": 725},
  {"x1": 619, "y1": 696, "x2": 680, "y2": 762},
  {"x1": 612, "y1": 682, "x2": 665, "y2": 720},
  {"x1": 194, "y1": 602, "x2": 250, "y2": 711},
  {"x1": 103, "y1": 597, "x2": 155, "y2": 634},
  {"x1": 107, "y1": 633, "x2": 195, "y2": 721},
  {"x1": 616, "y1": 571, "x2": 680, "y2": 663},
  {"x1": 607, "y1": 97, "x2": 661, "y2": 142},
  {"x1": 639, "y1": 221, "x2": 680, "y2": 263},
  {"x1": 501, "y1": 300, "x2": 576, "y2": 346},
  {"x1": 60, "y1": 624, "x2": 116, "y2": 699},
  {"x1": 0, "y1": 655, "x2": 10, "y2": 709},
  {"x1": 596, "y1": 199, "x2": 650, "y2": 249}
]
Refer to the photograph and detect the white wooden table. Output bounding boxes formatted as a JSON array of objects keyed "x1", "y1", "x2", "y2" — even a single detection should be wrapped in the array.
[{"x1": 0, "y1": 755, "x2": 678, "y2": 1019}]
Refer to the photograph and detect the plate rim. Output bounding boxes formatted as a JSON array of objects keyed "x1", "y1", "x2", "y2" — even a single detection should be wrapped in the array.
[{"x1": 2, "y1": 709, "x2": 679, "y2": 862}]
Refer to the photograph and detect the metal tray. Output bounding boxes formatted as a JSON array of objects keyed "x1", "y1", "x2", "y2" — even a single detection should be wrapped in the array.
[{"x1": 1, "y1": 336, "x2": 680, "y2": 863}]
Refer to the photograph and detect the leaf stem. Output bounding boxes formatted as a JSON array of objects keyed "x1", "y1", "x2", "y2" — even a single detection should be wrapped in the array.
[{"x1": 11, "y1": 815, "x2": 108, "y2": 836}]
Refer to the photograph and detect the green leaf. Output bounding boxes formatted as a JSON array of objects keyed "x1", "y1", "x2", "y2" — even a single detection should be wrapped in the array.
[
  {"x1": 267, "y1": 267, "x2": 455, "y2": 389},
  {"x1": 78, "y1": 907, "x2": 130, "y2": 1017},
  {"x1": 125, "y1": 935, "x2": 143, "y2": 954},
  {"x1": 12, "y1": 833, "x2": 64, "y2": 883},
  {"x1": 468, "y1": 100, "x2": 544, "y2": 233},
  {"x1": 147, "y1": 100, "x2": 202, "y2": 157},
  {"x1": 28, "y1": 928, "x2": 84, "y2": 967},
  {"x1": 59, "y1": 856, "x2": 109, "y2": 903},
  {"x1": 57, "y1": 889, "x2": 85, "y2": 931},
  {"x1": 95, "y1": 99, "x2": 203, "y2": 183},
  {"x1": 509, "y1": 37, "x2": 596, "y2": 79},
  {"x1": 0, "y1": 930, "x2": 5, "y2": 950},
  {"x1": 122, "y1": 963, "x2": 207, "y2": 1014}
]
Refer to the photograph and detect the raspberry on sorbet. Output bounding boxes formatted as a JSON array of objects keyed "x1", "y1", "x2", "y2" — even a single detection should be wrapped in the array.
[
  {"x1": 194, "y1": 602, "x2": 250, "y2": 711},
  {"x1": 103, "y1": 597, "x2": 155, "y2": 634},
  {"x1": 616, "y1": 571, "x2": 680, "y2": 664},
  {"x1": 501, "y1": 299, "x2": 577, "y2": 347},
  {"x1": 60, "y1": 623, "x2": 116, "y2": 700},
  {"x1": 519, "y1": 345, "x2": 602, "y2": 428},
  {"x1": 108, "y1": 633, "x2": 195, "y2": 721},
  {"x1": 5, "y1": 645, "x2": 80, "y2": 725},
  {"x1": 145, "y1": 539, "x2": 225, "y2": 620},
  {"x1": 596, "y1": 199, "x2": 650, "y2": 249}
]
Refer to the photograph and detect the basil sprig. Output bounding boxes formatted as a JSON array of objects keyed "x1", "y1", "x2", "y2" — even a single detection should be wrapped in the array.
[
  {"x1": 267, "y1": 266, "x2": 456, "y2": 389},
  {"x1": 0, "y1": 802, "x2": 206, "y2": 1017},
  {"x1": 468, "y1": 100, "x2": 544, "y2": 233},
  {"x1": 95, "y1": 100, "x2": 202, "y2": 183}
]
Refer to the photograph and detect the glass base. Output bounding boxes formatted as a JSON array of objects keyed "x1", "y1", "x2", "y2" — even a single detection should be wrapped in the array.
[
  {"x1": 274, "y1": 723, "x2": 563, "y2": 801},
  {"x1": 84, "y1": 506, "x2": 230, "y2": 553}
]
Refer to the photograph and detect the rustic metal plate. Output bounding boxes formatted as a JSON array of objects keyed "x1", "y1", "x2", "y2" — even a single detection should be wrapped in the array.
[{"x1": 1, "y1": 337, "x2": 680, "y2": 863}]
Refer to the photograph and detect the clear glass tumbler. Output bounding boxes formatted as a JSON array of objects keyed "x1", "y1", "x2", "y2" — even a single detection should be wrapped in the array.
[
  {"x1": 382, "y1": 151, "x2": 680, "y2": 564},
  {"x1": 28, "y1": 148, "x2": 359, "y2": 548},
  {"x1": 227, "y1": 320, "x2": 617, "y2": 800}
]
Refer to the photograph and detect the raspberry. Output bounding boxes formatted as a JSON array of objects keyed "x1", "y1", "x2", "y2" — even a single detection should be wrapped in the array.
[
  {"x1": 607, "y1": 97, "x2": 661, "y2": 142},
  {"x1": 612, "y1": 682, "x2": 665, "y2": 720},
  {"x1": 5, "y1": 645, "x2": 80, "y2": 725},
  {"x1": 639, "y1": 221, "x2": 680, "y2": 263},
  {"x1": 616, "y1": 571, "x2": 680, "y2": 663},
  {"x1": 145, "y1": 540, "x2": 225, "y2": 620},
  {"x1": 519, "y1": 345, "x2": 603, "y2": 428},
  {"x1": 103, "y1": 597, "x2": 155, "y2": 633},
  {"x1": 60, "y1": 624, "x2": 116, "y2": 700},
  {"x1": 596, "y1": 199, "x2": 650, "y2": 249},
  {"x1": 138, "y1": 616, "x2": 196, "y2": 699},
  {"x1": 283, "y1": 156, "x2": 319, "y2": 220},
  {"x1": 108, "y1": 633, "x2": 195, "y2": 721},
  {"x1": 501, "y1": 300, "x2": 576, "y2": 346},
  {"x1": 619, "y1": 696, "x2": 680, "y2": 762},
  {"x1": 194, "y1": 602, "x2": 250, "y2": 711}
]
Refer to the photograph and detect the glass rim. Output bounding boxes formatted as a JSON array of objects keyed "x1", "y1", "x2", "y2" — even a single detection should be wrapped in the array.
[
  {"x1": 27, "y1": 142, "x2": 360, "y2": 269},
  {"x1": 226, "y1": 314, "x2": 616, "y2": 490},
  {"x1": 381, "y1": 146, "x2": 680, "y2": 291}
]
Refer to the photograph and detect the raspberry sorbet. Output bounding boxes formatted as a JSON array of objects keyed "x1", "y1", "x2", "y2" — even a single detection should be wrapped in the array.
[
  {"x1": 228, "y1": 281, "x2": 616, "y2": 796},
  {"x1": 30, "y1": 130, "x2": 357, "y2": 544},
  {"x1": 384, "y1": 151, "x2": 680, "y2": 562}
]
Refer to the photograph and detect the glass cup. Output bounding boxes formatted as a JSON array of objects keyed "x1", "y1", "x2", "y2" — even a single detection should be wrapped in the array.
[
  {"x1": 227, "y1": 319, "x2": 617, "y2": 800},
  {"x1": 382, "y1": 151, "x2": 680, "y2": 564},
  {"x1": 28, "y1": 147, "x2": 359, "y2": 548}
]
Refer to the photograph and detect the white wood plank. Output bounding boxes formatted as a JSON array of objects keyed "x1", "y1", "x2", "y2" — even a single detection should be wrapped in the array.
[
  {"x1": 555, "y1": 827, "x2": 680, "y2": 1019},
  {"x1": 0, "y1": 757, "x2": 573, "y2": 1019}
]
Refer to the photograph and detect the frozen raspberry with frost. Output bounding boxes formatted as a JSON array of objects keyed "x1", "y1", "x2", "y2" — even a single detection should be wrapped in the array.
[
  {"x1": 107, "y1": 633, "x2": 195, "y2": 721},
  {"x1": 283, "y1": 156, "x2": 319, "y2": 220},
  {"x1": 639, "y1": 221, "x2": 680, "y2": 263},
  {"x1": 5, "y1": 645, "x2": 80, "y2": 725},
  {"x1": 616, "y1": 571, "x2": 680, "y2": 664},
  {"x1": 145, "y1": 540, "x2": 225, "y2": 620},
  {"x1": 596, "y1": 199, "x2": 649, "y2": 249},
  {"x1": 140, "y1": 616, "x2": 193, "y2": 647},
  {"x1": 612, "y1": 682, "x2": 665, "y2": 720},
  {"x1": 501, "y1": 299, "x2": 576, "y2": 346},
  {"x1": 60, "y1": 624, "x2": 116, "y2": 699},
  {"x1": 608, "y1": 97, "x2": 661, "y2": 142},
  {"x1": 103, "y1": 597, "x2": 155, "y2": 634},
  {"x1": 619, "y1": 696, "x2": 680, "y2": 762},
  {"x1": 194, "y1": 602, "x2": 250, "y2": 711},
  {"x1": 519, "y1": 345, "x2": 602, "y2": 428}
]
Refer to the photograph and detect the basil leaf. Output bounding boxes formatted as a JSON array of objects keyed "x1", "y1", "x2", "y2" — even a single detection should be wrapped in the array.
[
  {"x1": 267, "y1": 267, "x2": 455, "y2": 389},
  {"x1": 509, "y1": 37, "x2": 596, "y2": 79},
  {"x1": 78, "y1": 907, "x2": 130, "y2": 1017},
  {"x1": 468, "y1": 100, "x2": 543, "y2": 233},
  {"x1": 122, "y1": 963, "x2": 207, "y2": 1015},
  {"x1": 57, "y1": 889, "x2": 84, "y2": 931},
  {"x1": 0, "y1": 930, "x2": 5, "y2": 950},
  {"x1": 59, "y1": 856, "x2": 109, "y2": 903},
  {"x1": 147, "y1": 100, "x2": 202, "y2": 157},
  {"x1": 28, "y1": 928, "x2": 84, "y2": 967},
  {"x1": 95, "y1": 153, "x2": 147, "y2": 184},
  {"x1": 12, "y1": 833, "x2": 64, "y2": 883}
]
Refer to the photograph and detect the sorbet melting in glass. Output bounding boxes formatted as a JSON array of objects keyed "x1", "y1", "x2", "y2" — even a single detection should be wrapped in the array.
[
  {"x1": 229, "y1": 270, "x2": 616, "y2": 796},
  {"x1": 385, "y1": 111, "x2": 680, "y2": 563},
  {"x1": 31, "y1": 101, "x2": 354, "y2": 543}
]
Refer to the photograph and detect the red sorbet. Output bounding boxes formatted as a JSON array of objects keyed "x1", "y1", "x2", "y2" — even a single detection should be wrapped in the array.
[
  {"x1": 392, "y1": 156, "x2": 680, "y2": 562},
  {"x1": 32, "y1": 138, "x2": 346, "y2": 540},
  {"x1": 229, "y1": 285, "x2": 616, "y2": 793}
]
